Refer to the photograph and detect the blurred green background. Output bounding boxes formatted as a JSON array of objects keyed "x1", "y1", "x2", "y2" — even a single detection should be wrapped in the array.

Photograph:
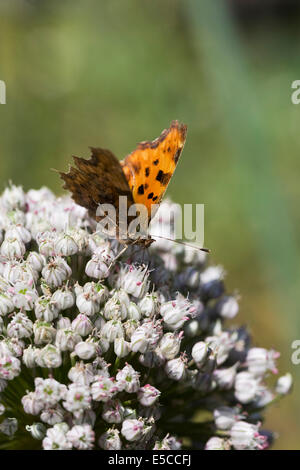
[{"x1": 1, "y1": 0, "x2": 300, "y2": 449}]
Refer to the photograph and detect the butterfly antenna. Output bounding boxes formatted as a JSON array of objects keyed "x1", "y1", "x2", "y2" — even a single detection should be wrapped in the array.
[{"x1": 150, "y1": 234, "x2": 211, "y2": 253}]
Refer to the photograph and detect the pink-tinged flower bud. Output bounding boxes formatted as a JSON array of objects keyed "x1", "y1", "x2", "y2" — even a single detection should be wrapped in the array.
[
  {"x1": 91, "y1": 376, "x2": 119, "y2": 402},
  {"x1": 36, "y1": 232, "x2": 57, "y2": 257},
  {"x1": 234, "y1": 371, "x2": 260, "y2": 404},
  {"x1": 165, "y1": 356, "x2": 186, "y2": 381},
  {"x1": 7, "y1": 313, "x2": 33, "y2": 339},
  {"x1": 104, "y1": 289, "x2": 130, "y2": 321},
  {"x1": 76, "y1": 291, "x2": 100, "y2": 316},
  {"x1": 63, "y1": 383, "x2": 91, "y2": 413},
  {"x1": 42, "y1": 257, "x2": 72, "y2": 288},
  {"x1": 0, "y1": 354, "x2": 21, "y2": 380},
  {"x1": 51, "y1": 288, "x2": 75, "y2": 310},
  {"x1": 6, "y1": 224, "x2": 31, "y2": 244},
  {"x1": 66, "y1": 424, "x2": 95, "y2": 450},
  {"x1": 117, "y1": 264, "x2": 150, "y2": 298},
  {"x1": 102, "y1": 320, "x2": 124, "y2": 342},
  {"x1": 130, "y1": 321, "x2": 162, "y2": 353},
  {"x1": 102, "y1": 399, "x2": 125, "y2": 423},
  {"x1": 35, "y1": 344, "x2": 62, "y2": 368},
  {"x1": 205, "y1": 436, "x2": 231, "y2": 450},
  {"x1": 159, "y1": 332, "x2": 182, "y2": 360},
  {"x1": 116, "y1": 364, "x2": 140, "y2": 393},
  {"x1": 114, "y1": 337, "x2": 131, "y2": 358},
  {"x1": 40, "y1": 405, "x2": 65, "y2": 425},
  {"x1": 72, "y1": 314, "x2": 93, "y2": 337},
  {"x1": 1, "y1": 236, "x2": 26, "y2": 260},
  {"x1": 153, "y1": 434, "x2": 182, "y2": 450},
  {"x1": 246, "y1": 347, "x2": 279, "y2": 377},
  {"x1": 160, "y1": 293, "x2": 191, "y2": 330},
  {"x1": 275, "y1": 373, "x2": 293, "y2": 395},
  {"x1": 230, "y1": 421, "x2": 268, "y2": 450},
  {"x1": 55, "y1": 234, "x2": 79, "y2": 257},
  {"x1": 121, "y1": 418, "x2": 144, "y2": 442},
  {"x1": 21, "y1": 392, "x2": 43, "y2": 416},
  {"x1": 138, "y1": 384, "x2": 160, "y2": 407},
  {"x1": 99, "y1": 428, "x2": 122, "y2": 450}
]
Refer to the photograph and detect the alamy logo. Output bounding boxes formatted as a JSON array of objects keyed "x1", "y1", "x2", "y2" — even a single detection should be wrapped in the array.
[{"x1": 0, "y1": 80, "x2": 6, "y2": 104}]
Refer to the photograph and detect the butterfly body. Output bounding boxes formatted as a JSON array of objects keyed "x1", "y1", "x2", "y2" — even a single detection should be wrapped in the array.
[{"x1": 60, "y1": 121, "x2": 187, "y2": 246}]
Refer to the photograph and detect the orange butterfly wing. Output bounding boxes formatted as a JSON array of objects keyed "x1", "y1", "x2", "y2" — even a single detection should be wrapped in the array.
[{"x1": 121, "y1": 120, "x2": 187, "y2": 221}]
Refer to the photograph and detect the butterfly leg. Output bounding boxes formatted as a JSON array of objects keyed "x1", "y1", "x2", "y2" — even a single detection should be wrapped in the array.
[{"x1": 108, "y1": 244, "x2": 129, "y2": 271}]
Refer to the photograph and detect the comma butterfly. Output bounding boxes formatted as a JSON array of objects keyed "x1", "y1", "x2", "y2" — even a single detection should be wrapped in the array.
[{"x1": 60, "y1": 121, "x2": 187, "y2": 247}]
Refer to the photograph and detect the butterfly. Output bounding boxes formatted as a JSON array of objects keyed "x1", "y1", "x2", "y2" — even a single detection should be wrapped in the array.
[{"x1": 60, "y1": 121, "x2": 188, "y2": 248}]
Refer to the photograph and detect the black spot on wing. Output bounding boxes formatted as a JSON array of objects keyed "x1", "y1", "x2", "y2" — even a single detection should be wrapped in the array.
[
  {"x1": 153, "y1": 159, "x2": 159, "y2": 166},
  {"x1": 156, "y1": 170, "x2": 172, "y2": 186},
  {"x1": 138, "y1": 184, "x2": 144, "y2": 195},
  {"x1": 148, "y1": 192, "x2": 154, "y2": 199},
  {"x1": 145, "y1": 167, "x2": 150, "y2": 177}
]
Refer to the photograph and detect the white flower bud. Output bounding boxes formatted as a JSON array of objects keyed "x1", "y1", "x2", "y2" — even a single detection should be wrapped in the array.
[
  {"x1": 26, "y1": 422, "x2": 46, "y2": 440},
  {"x1": 1, "y1": 236, "x2": 26, "y2": 260},
  {"x1": 35, "y1": 295, "x2": 59, "y2": 322},
  {"x1": 22, "y1": 392, "x2": 43, "y2": 415},
  {"x1": 51, "y1": 288, "x2": 75, "y2": 310},
  {"x1": 191, "y1": 341, "x2": 209, "y2": 365},
  {"x1": 214, "y1": 406, "x2": 244, "y2": 430},
  {"x1": 42, "y1": 423, "x2": 72, "y2": 450},
  {"x1": 55, "y1": 328, "x2": 81, "y2": 352},
  {"x1": 102, "y1": 319, "x2": 124, "y2": 342},
  {"x1": 159, "y1": 332, "x2": 182, "y2": 360},
  {"x1": 42, "y1": 257, "x2": 72, "y2": 288},
  {"x1": 205, "y1": 436, "x2": 230, "y2": 450},
  {"x1": 165, "y1": 356, "x2": 186, "y2": 381},
  {"x1": 131, "y1": 321, "x2": 162, "y2": 353},
  {"x1": 275, "y1": 373, "x2": 293, "y2": 395},
  {"x1": 74, "y1": 340, "x2": 98, "y2": 360},
  {"x1": 216, "y1": 296, "x2": 239, "y2": 319},
  {"x1": 138, "y1": 293, "x2": 158, "y2": 317},
  {"x1": 26, "y1": 252, "x2": 45, "y2": 272},
  {"x1": 56, "y1": 315, "x2": 72, "y2": 329},
  {"x1": 34, "y1": 377, "x2": 67, "y2": 406},
  {"x1": 0, "y1": 292, "x2": 14, "y2": 316},
  {"x1": 138, "y1": 384, "x2": 160, "y2": 407},
  {"x1": 127, "y1": 302, "x2": 141, "y2": 321},
  {"x1": 246, "y1": 347, "x2": 279, "y2": 377},
  {"x1": 5, "y1": 224, "x2": 31, "y2": 244},
  {"x1": 114, "y1": 337, "x2": 131, "y2": 358},
  {"x1": 214, "y1": 363, "x2": 239, "y2": 390},
  {"x1": 68, "y1": 362, "x2": 94, "y2": 386},
  {"x1": 99, "y1": 428, "x2": 122, "y2": 450},
  {"x1": 76, "y1": 292, "x2": 100, "y2": 316},
  {"x1": 55, "y1": 234, "x2": 79, "y2": 256},
  {"x1": 72, "y1": 314, "x2": 93, "y2": 337},
  {"x1": 33, "y1": 321, "x2": 56, "y2": 345},
  {"x1": 2, "y1": 185, "x2": 25, "y2": 211},
  {"x1": 13, "y1": 282, "x2": 38, "y2": 311},
  {"x1": 234, "y1": 371, "x2": 260, "y2": 404},
  {"x1": 35, "y1": 344, "x2": 62, "y2": 368},
  {"x1": 23, "y1": 345, "x2": 38, "y2": 367},
  {"x1": 121, "y1": 418, "x2": 144, "y2": 442}
]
